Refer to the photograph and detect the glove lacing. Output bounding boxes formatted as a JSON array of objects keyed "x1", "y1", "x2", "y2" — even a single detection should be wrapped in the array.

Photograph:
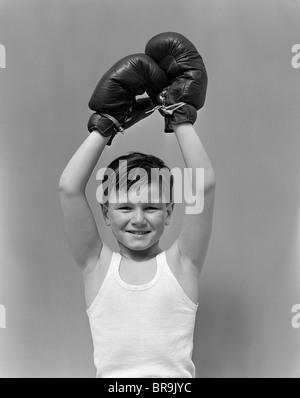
[
  {"x1": 146, "y1": 102, "x2": 186, "y2": 116},
  {"x1": 146, "y1": 87, "x2": 187, "y2": 116}
]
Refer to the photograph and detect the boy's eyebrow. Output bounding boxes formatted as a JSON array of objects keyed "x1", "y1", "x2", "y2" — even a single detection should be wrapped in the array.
[{"x1": 113, "y1": 201, "x2": 164, "y2": 206}]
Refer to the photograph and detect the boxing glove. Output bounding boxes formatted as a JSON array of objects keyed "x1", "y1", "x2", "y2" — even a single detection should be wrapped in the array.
[
  {"x1": 88, "y1": 53, "x2": 170, "y2": 145},
  {"x1": 145, "y1": 32, "x2": 208, "y2": 132}
]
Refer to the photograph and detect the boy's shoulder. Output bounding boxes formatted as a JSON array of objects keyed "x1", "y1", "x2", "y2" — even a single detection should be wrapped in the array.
[
  {"x1": 96, "y1": 240, "x2": 184, "y2": 271},
  {"x1": 97, "y1": 241, "x2": 182, "y2": 268},
  {"x1": 84, "y1": 240, "x2": 198, "y2": 308},
  {"x1": 97, "y1": 240, "x2": 199, "y2": 279}
]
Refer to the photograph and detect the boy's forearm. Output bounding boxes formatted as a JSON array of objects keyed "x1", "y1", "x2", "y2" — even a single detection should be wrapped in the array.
[
  {"x1": 174, "y1": 123, "x2": 215, "y2": 190},
  {"x1": 59, "y1": 131, "x2": 110, "y2": 194}
]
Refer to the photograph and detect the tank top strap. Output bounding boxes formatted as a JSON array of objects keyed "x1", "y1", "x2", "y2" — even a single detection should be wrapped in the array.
[
  {"x1": 110, "y1": 251, "x2": 122, "y2": 273},
  {"x1": 156, "y1": 250, "x2": 166, "y2": 270},
  {"x1": 156, "y1": 250, "x2": 176, "y2": 279}
]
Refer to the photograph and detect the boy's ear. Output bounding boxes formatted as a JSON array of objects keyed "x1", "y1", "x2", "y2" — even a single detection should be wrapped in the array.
[
  {"x1": 101, "y1": 203, "x2": 111, "y2": 226},
  {"x1": 165, "y1": 202, "x2": 175, "y2": 226}
]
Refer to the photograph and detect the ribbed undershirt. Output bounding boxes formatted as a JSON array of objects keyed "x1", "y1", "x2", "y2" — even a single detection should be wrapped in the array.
[{"x1": 87, "y1": 250, "x2": 198, "y2": 378}]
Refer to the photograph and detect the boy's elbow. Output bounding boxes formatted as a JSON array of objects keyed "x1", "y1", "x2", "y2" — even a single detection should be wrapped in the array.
[
  {"x1": 58, "y1": 175, "x2": 82, "y2": 196},
  {"x1": 58, "y1": 174, "x2": 69, "y2": 193},
  {"x1": 204, "y1": 169, "x2": 216, "y2": 192}
]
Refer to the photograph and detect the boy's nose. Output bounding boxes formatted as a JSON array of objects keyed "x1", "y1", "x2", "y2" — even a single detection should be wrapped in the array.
[{"x1": 131, "y1": 209, "x2": 147, "y2": 225}]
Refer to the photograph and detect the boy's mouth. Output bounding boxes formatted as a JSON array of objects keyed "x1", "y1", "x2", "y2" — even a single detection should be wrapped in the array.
[{"x1": 127, "y1": 231, "x2": 151, "y2": 236}]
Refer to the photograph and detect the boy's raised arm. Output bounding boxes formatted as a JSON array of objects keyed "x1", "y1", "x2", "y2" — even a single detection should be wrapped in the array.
[
  {"x1": 59, "y1": 132, "x2": 109, "y2": 269},
  {"x1": 174, "y1": 123, "x2": 216, "y2": 273},
  {"x1": 59, "y1": 53, "x2": 168, "y2": 269},
  {"x1": 145, "y1": 32, "x2": 213, "y2": 275}
]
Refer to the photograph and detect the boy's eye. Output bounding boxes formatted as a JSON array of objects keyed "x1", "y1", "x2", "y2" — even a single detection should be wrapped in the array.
[{"x1": 116, "y1": 205, "x2": 161, "y2": 211}]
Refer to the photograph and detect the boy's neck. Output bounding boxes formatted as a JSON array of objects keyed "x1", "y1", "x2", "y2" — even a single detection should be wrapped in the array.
[{"x1": 118, "y1": 242, "x2": 162, "y2": 262}]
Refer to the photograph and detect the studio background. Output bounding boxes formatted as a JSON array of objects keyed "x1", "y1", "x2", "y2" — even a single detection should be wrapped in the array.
[{"x1": 0, "y1": 0, "x2": 299, "y2": 378}]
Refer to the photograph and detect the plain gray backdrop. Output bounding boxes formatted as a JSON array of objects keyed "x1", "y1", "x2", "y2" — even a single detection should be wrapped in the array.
[{"x1": 0, "y1": 0, "x2": 300, "y2": 377}]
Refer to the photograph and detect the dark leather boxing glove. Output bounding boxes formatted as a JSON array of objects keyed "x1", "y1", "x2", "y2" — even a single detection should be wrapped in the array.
[
  {"x1": 145, "y1": 32, "x2": 208, "y2": 132},
  {"x1": 88, "y1": 53, "x2": 170, "y2": 145}
]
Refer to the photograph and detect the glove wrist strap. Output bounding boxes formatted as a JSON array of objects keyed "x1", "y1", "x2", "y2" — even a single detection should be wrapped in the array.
[{"x1": 99, "y1": 113, "x2": 125, "y2": 136}]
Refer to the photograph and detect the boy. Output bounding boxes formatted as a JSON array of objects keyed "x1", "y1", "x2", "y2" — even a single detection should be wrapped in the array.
[{"x1": 59, "y1": 33, "x2": 215, "y2": 378}]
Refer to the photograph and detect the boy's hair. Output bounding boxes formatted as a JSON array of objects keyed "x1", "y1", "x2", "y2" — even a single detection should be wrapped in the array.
[{"x1": 101, "y1": 152, "x2": 174, "y2": 205}]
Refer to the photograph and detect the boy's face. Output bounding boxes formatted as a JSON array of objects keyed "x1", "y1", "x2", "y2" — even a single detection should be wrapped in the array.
[{"x1": 102, "y1": 182, "x2": 174, "y2": 252}]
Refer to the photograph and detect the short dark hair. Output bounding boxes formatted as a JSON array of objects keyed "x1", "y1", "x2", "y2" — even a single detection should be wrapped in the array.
[{"x1": 101, "y1": 152, "x2": 174, "y2": 204}]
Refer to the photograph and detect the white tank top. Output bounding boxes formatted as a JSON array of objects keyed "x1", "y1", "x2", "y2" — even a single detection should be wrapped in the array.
[{"x1": 86, "y1": 250, "x2": 198, "y2": 378}]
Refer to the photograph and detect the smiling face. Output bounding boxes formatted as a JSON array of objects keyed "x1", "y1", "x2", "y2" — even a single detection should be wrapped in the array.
[{"x1": 101, "y1": 181, "x2": 174, "y2": 255}]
